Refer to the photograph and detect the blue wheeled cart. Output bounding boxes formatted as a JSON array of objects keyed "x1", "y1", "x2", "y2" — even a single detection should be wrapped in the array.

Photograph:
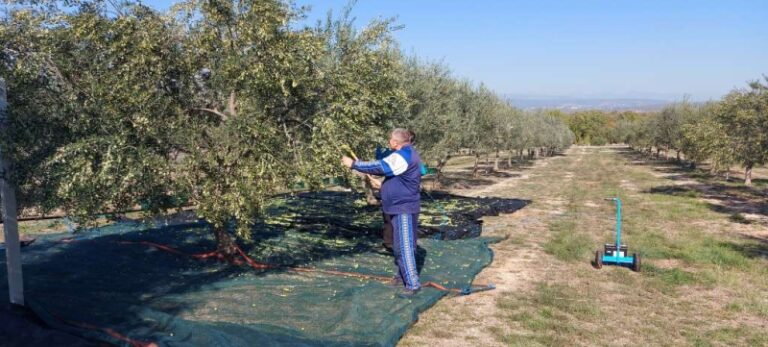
[{"x1": 594, "y1": 198, "x2": 641, "y2": 272}]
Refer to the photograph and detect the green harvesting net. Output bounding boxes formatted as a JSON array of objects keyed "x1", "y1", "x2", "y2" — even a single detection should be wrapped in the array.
[{"x1": 1, "y1": 192, "x2": 527, "y2": 346}]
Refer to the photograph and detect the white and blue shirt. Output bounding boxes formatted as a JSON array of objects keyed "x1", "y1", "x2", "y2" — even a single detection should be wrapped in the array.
[{"x1": 352, "y1": 145, "x2": 422, "y2": 214}]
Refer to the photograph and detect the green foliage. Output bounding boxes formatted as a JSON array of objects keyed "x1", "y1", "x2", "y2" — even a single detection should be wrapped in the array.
[
  {"x1": 562, "y1": 110, "x2": 647, "y2": 145},
  {"x1": 712, "y1": 78, "x2": 768, "y2": 183},
  {"x1": 621, "y1": 77, "x2": 768, "y2": 185},
  {"x1": 681, "y1": 102, "x2": 735, "y2": 171},
  {"x1": 567, "y1": 110, "x2": 609, "y2": 145},
  {"x1": 402, "y1": 58, "x2": 573, "y2": 178},
  {"x1": 1, "y1": 4, "x2": 191, "y2": 219}
]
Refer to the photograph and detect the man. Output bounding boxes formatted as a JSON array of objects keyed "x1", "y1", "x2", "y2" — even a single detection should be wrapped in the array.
[
  {"x1": 341, "y1": 128, "x2": 422, "y2": 295},
  {"x1": 373, "y1": 130, "x2": 423, "y2": 252}
]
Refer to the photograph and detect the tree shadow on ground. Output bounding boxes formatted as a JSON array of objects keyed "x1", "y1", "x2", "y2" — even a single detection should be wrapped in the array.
[
  {"x1": 424, "y1": 164, "x2": 529, "y2": 191},
  {"x1": 0, "y1": 304, "x2": 105, "y2": 347},
  {"x1": 648, "y1": 183, "x2": 768, "y2": 221},
  {"x1": 620, "y1": 149, "x2": 768, "y2": 225},
  {"x1": 424, "y1": 175, "x2": 496, "y2": 190},
  {"x1": 421, "y1": 150, "x2": 568, "y2": 191},
  {"x1": 723, "y1": 234, "x2": 768, "y2": 260}
]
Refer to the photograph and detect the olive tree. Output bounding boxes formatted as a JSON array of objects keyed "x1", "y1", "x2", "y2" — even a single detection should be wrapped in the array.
[{"x1": 714, "y1": 78, "x2": 768, "y2": 185}]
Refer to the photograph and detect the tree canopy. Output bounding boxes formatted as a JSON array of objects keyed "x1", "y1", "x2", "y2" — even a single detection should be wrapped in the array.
[{"x1": 0, "y1": 0, "x2": 573, "y2": 253}]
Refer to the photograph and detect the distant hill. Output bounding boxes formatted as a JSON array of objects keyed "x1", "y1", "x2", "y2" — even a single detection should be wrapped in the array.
[{"x1": 504, "y1": 95, "x2": 672, "y2": 112}]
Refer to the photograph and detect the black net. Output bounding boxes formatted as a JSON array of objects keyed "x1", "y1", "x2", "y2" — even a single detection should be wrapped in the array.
[{"x1": 1, "y1": 192, "x2": 527, "y2": 346}]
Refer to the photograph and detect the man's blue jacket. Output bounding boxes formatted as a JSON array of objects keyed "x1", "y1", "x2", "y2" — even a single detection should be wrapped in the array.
[{"x1": 352, "y1": 144, "x2": 422, "y2": 215}]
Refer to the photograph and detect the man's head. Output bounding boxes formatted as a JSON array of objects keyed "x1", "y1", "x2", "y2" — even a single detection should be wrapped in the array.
[{"x1": 388, "y1": 128, "x2": 412, "y2": 150}]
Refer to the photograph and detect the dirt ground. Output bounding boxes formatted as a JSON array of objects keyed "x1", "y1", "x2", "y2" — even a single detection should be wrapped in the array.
[
  {"x1": 401, "y1": 151, "x2": 571, "y2": 346},
  {"x1": 401, "y1": 146, "x2": 768, "y2": 347}
]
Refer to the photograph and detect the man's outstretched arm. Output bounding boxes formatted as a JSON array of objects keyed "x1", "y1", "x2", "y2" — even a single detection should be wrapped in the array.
[{"x1": 351, "y1": 153, "x2": 408, "y2": 177}]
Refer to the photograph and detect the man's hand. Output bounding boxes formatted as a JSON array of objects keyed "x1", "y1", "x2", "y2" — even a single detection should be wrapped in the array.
[
  {"x1": 341, "y1": 156, "x2": 354, "y2": 168},
  {"x1": 368, "y1": 176, "x2": 382, "y2": 189}
]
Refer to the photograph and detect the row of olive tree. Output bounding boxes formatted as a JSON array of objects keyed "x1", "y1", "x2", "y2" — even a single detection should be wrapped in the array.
[
  {"x1": 561, "y1": 110, "x2": 643, "y2": 145},
  {"x1": 624, "y1": 78, "x2": 768, "y2": 186},
  {"x1": 402, "y1": 59, "x2": 573, "y2": 181},
  {"x1": 0, "y1": 0, "x2": 572, "y2": 254}
]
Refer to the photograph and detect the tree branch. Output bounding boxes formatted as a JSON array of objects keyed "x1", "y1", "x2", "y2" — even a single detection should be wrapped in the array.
[{"x1": 194, "y1": 107, "x2": 228, "y2": 121}]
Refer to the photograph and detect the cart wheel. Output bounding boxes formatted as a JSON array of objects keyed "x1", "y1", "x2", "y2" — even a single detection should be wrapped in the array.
[
  {"x1": 632, "y1": 253, "x2": 641, "y2": 272},
  {"x1": 594, "y1": 250, "x2": 603, "y2": 269}
]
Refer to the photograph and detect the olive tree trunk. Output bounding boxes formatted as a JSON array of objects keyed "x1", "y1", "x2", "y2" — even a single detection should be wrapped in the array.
[
  {"x1": 744, "y1": 163, "x2": 753, "y2": 186},
  {"x1": 213, "y1": 225, "x2": 238, "y2": 258},
  {"x1": 434, "y1": 154, "x2": 450, "y2": 189},
  {"x1": 472, "y1": 153, "x2": 481, "y2": 178},
  {"x1": 363, "y1": 177, "x2": 379, "y2": 206}
]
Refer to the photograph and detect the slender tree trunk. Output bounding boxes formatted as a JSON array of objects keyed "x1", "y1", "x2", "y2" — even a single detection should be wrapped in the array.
[
  {"x1": 493, "y1": 150, "x2": 500, "y2": 171},
  {"x1": 676, "y1": 150, "x2": 681, "y2": 163},
  {"x1": 472, "y1": 153, "x2": 481, "y2": 178},
  {"x1": 434, "y1": 154, "x2": 450, "y2": 189},
  {"x1": 507, "y1": 151, "x2": 514, "y2": 167},
  {"x1": 744, "y1": 163, "x2": 753, "y2": 186}
]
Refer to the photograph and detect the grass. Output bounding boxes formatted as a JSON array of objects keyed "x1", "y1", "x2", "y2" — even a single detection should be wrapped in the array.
[
  {"x1": 643, "y1": 264, "x2": 704, "y2": 294},
  {"x1": 543, "y1": 169, "x2": 595, "y2": 262},
  {"x1": 498, "y1": 283, "x2": 600, "y2": 346},
  {"x1": 506, "y1": 147, "x2": 767, "y2": 346},
  {"x1": 400, "y1": 146, "x2": 767, "y2": 347},
  {"x1": 543, "y1": 216, "x2": 593, "y2": 261},
  {"x1": 684, "y1": 326, "x2": 768, "y2": 347}
]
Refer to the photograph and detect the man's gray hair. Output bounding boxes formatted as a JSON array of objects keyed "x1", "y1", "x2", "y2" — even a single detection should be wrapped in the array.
[{"x1": 390, "y1": 128, "x2": 413, "y2": 144}]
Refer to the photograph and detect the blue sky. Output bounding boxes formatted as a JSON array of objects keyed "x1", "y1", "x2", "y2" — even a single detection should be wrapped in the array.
[{"x1": 143, "y1": 0, "x2": 767, "y2": 101}]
